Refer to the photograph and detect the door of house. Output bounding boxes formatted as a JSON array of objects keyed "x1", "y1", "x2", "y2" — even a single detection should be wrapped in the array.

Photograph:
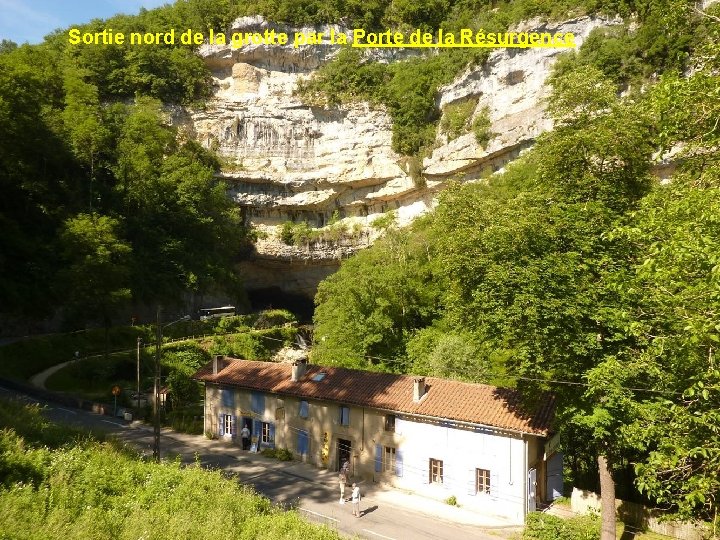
[
  {"x1": 337, "y1": 438, "x2": 351, "y2": 472},
  {"x1": 528, "y1": 468, "x2": 537, "y2": 512}
]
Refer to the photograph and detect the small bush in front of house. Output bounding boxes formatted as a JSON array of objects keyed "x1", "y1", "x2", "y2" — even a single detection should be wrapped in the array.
[
  {"x1": 523, "y1": 512, "x2": 600, "y2": 540},
  {"x1": 445, "y1": 495, "x2": 458, "y2": 506},
  {"x1": 275, "y1": 448, "x2": 294, "y2": 461},
  {"x1": 260, "y1": 448, "x2": 294, "y2": 461}
]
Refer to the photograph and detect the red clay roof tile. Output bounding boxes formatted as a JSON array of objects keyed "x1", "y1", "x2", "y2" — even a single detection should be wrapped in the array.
[{"x1": 193, "y1": 358, "x2": 555, "y2": 436}]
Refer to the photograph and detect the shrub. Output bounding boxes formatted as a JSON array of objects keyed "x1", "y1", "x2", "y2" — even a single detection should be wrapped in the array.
[
  {"x1": 523, "y1": 512, "x2": 600, "y2": 540},
  {"x1": 254, "y1": 309, "x2": 297, "y2": 329},
  {"x1": 280, "y1": 221, "x2": 295, "y2": 245},
  {"x1": 445, "y1": 495, "x2": 458, "y2": 506},
  {"x1": 472, "y1": 106, "x2": 493, "y2": 148},
  {"x1": 370, "y1": 211, "x2": 397, "y2": 231},
  {"x1": 260, "y1": 447, "x2": 294, "y2": 461},
  {"x1": 441, "y1": 98, "x2": 478, "y2": 141}
]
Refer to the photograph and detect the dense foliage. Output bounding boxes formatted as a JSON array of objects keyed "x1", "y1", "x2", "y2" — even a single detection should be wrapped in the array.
[
  {"x1": 312, "y1": 6, "x2": 720, "y2": 527},
  {"x1": 0, "y1": 38, "x2": 246, "y2": 328},
  {"x1": 0, "y1": 398, "x2": 341, "y2": 540}
]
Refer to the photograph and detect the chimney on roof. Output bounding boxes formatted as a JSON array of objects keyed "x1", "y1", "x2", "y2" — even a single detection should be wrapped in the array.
[
  {"x1": 213, "y1": 355, "x2": 225, "y2": 375},
  {"x1": 291, "y1": 359, "x2": 307, "y2": 382},
  {"x1": 413, "y1": 377, "x2": 426, "y2": 402}
]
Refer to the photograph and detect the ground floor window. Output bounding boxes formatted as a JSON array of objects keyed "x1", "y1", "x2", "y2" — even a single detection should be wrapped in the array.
[
  {"x1": 382, "y1": 446, "x2": 396, "y2": 473},
  {"x1": 218, "y1": 414, "x2": 235, "y2": 437},
  {"x1": 261, "y1": 422, "x2": 273, "y2": 443},
  {"x1": 429, "y1": 458, "x2": 443, "y2": 484},
  {"x1": 476, "y1": 468, "x2": 491, "y2": 494}
]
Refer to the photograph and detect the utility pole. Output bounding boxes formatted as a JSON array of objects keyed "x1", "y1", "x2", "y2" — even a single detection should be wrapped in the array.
[
  {"x1": 136, "y1": 337, "x2": 142, "y2": 412},
  {"x1": 152, "y1": 310, "x2": 189, "y2": 463},
  {"x1": 153, "y1": 306, "x2": 162, "y2": 462}
]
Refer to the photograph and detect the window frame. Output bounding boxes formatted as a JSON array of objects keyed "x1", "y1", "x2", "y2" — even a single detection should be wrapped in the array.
[
  {"x1": 476, "y1": 468, "x2": 491, "y2": 494},
  {"x1": 339, "y1": 405, "x2": 350, "y2": 426},
  {"x1": 261, "y1": 422, "x2": 271, "y2": 443},
  {"x1": 384, "y1": 414, "x2": 396, "y2": 432},
  {"x1": 429, "y1": 458, "x2": 444, "y2": 484},
  {"x1": 299, "y1": 400, "x2": 309, "y2": 419},
  {"x1": 382, "y1": 446, "x2": 396, "y2": 473}
]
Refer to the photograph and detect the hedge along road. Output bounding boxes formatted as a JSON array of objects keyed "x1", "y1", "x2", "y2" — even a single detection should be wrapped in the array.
[{"x1": 0, "y1": 384, "x2": 518, "y2": 540}]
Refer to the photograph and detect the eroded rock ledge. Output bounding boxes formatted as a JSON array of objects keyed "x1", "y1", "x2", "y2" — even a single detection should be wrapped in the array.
[{"x1": 182, "y1": 15, "x2": 616, "y2": 297}]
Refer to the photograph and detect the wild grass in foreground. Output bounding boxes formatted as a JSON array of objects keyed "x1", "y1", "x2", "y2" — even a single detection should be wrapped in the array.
[{"x1": 0, "y1": 398, "x2": 340, "y2": 540}]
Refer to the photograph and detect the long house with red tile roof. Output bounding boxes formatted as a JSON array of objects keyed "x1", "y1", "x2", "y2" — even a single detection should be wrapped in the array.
[{"x1": 193, "y1": 356, "x2": 563, "y2": 523}]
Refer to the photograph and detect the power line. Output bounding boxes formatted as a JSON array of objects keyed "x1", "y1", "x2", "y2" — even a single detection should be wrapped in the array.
[{"x1": 355, "y1": 352, "x2": 684, "y2": 396}]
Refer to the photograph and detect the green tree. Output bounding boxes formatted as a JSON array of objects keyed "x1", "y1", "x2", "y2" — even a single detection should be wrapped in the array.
[
  {"x1": 114, "y1": 98, "x2": 243, "y2": 306},
  {"x1": 312, "y1": 221, "x2": 441, "y2": 370},
  {"x1": 62, "y1": 67, "x2": 111, "y2": 209},
  {"x1": 58, "y1": 213, "x2": 132, "y2": 359},
  {"x1": 0, "y1": 45, "x2": 77, "y2": 317}
]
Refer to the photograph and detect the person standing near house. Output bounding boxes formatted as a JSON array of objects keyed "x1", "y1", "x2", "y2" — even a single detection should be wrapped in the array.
[
  {"x1": 338, "y1": 470, "x2": 347, "y2": 504},
  {"x1": 350, "y1": 483, "x2": 361, "y2": 517},
  {"x1": 240, "y1": 424, "x2": 250, "y2": 450}
]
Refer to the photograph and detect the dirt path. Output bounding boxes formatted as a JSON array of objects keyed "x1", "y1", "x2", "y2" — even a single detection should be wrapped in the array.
[{"x1": 29, "y1": 358, "x2": 78, "y2": 390}]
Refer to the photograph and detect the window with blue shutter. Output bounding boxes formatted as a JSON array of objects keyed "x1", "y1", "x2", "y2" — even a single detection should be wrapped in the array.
[
  {"x1": 339, "y1": 406, "x2": 350, "y2": 426},
  {"x1": 218, "y1": 413, "x2": 225, "y2": 436},
  {"x1": 221, "y1": 388, "x2": 235, "y2": 408},
  {"x1": 375, "y1": 444, "x2": 382, "y2": 473},
  {"x1": 253, "y1": 419, "x2": 262, "y2": 438},
  {"x1": 299, "y1": 400, "x2": 309, "y2": 418},
  {"x1": 230, "y1": 415, "x2": 237, "y2": 439},
  {"x1": 297, "y1": 430, "x2": 309, "y2": 456},
  {"x1": 251, "y1": 392, "x2": 264, "y2": 414}
]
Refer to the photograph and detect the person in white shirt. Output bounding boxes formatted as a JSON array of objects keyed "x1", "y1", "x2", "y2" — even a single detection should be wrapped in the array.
[
  {"x1": 240, "y1": 425, "x2": 250, "y2": 450},
  {"x1": 351, "y1": 483, "x2": 361, "y2": 517}
]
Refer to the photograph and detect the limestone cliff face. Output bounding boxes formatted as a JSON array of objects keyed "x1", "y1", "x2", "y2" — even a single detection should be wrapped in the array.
[{"x1": 184, "y1": 15, "x2": 615, "y2": 297}]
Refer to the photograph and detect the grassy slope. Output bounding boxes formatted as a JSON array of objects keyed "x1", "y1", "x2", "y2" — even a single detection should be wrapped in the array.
[{"x1": 0, "y1": 397, "x2": 340, "y2": 540}]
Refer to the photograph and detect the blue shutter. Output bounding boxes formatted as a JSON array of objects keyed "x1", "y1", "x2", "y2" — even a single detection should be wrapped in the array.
[
  {"x1": 375, "y1": 444, "x2": 382, "y2": 473},
  {"x1": 340, "y1": 406, "x2": 349, "y2": 426},
  {"x1": 221, "y1": 388, "x2": 234, "y2": 408},
  {"x1": 395, "y1": 449, "x2": 403, "y2": 477},
  {"x1": 269, "y1": 423, "x2": 276, "y2": 448},
  {"x1": 231, "y1": 415, "x2": 237, "y2": 438},
  {"x1": 299, "y1": 400, "x2": 309, "y2": 418},
  {"x1": 251, "y1": 393, "x2": 265, "y2": 414},
  {"x1": 467, "y1": 468, "x2": 476, "y2": 496},
  {"x1": 298, "y1": 430, "x2": 308, "y2": 455},
  {"x1": 253, "y1": 419, "x2": 262, "y2": 438}
]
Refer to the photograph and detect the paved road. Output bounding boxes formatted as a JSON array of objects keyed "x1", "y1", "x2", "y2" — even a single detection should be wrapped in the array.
[{"x1": 0, "y1": 385, "x2": 520, "y2": 540}]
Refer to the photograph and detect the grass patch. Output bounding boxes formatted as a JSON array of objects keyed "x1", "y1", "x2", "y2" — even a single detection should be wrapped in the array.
[
  {"x1": 523, "y1": 512, "x2": 599, "y2": 539},
  {"x1": 0, "y1": 397, "x2": 341, "y2": 540}
]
